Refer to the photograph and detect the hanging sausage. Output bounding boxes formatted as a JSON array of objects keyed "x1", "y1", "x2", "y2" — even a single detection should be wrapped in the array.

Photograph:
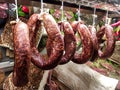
[
  {"x1": 29, "y1": 13, "x2": 64, "y2": 70},
  {"x1": 12, "y1": 21, "x2": 31, "y2": 87},
  {"x1": 97, "y1": 24, "x2": 115, "y2": 59}
]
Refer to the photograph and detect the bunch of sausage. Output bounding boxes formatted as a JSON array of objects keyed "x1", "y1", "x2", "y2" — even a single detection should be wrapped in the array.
[{"x1": 12, "y1": 13, "x2": 115, "y2": 87}]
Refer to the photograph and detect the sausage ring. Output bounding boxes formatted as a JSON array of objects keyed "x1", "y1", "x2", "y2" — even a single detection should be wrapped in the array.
[
  {"x1": 88, "y1": 25, "x2": 99, "y2": 61},
  {"x1": 59, "y1": 22, "x2": 76, "y2": 64},
  {"x1": 29, "y1": 13, "x2": 64, "y2": 70},
  {"x1": 97, "y1": 24, "x2": 115, "y2": 58},
  {"x1": 72, "y1": 22, "x2": 93, "y2": 64}
]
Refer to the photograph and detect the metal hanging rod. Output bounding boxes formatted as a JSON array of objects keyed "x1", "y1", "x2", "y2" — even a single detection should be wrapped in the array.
[{"x1": 0, "y1": 0, "x2": 117, "y2": 14}]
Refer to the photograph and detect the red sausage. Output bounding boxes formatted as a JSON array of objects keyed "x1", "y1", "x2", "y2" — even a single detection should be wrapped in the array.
[
  {"x1": 70, "y1": 21, "x2": 78, "y2": 33},
  {"x1": 72, "y1": 23, "x2": 93, "y2": 64},
  {"x1": 88, "y1": 25, "x2": 98, "y2": 50},
  {"x1": 70, "y1": 21, "x2": 84, "y2": 34},
  {"x1": 13, "y1": 21, "x2": 31, "y2": 87},
  {"x1": 88, "y1": 25, "x2": 99, "y2": 61},
  {"x1": 27, "y1": 14, "x2": 41, "y2": 47},
  {"x1": 46, "y1": 38, "x2": 52, "y2": 57},
  {"x1": 59, "y1": 22, "x2": 76, "y2": 64},
  {"x1": 96, "y1": 26, "x2": 106, "y2": 43},
  {"x1": 31, "y1": 13, "x2": 64, "y2": 70},
  {"x1": 97, "y1": 24, "x2": 115, "y2": 58}
]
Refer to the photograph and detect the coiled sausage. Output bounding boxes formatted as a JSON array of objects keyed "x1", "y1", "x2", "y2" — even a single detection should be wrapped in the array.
[
  {"x1": 88, "y1": 25, "x2": 98, "y2": 61},
  {"x1": 27, "y1": 14, "x2": 41, "y2": 47},
  {"x1": 30, "y1": 13, "x2": 64, "y2": 70},
  {"x1": 72, "y1": 23, "x2": 93, "y2": 64},
  {"x1": 97, "y1": 24, "x2": 115, "y2": 58},
  {"x1": 59, "y1": 22, "x2": 76, "y2": 64}
]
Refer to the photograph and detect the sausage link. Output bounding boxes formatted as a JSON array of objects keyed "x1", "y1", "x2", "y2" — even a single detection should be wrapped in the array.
[
  {"x1": 46, "y1": 38, "x2": 52, "y2": 57},
  {"x1": 27, "y1": 14, "x2": 41, "y2": 47},
  {"x1": 70, "y1": 21, "x2": 78, "y2": 33},
  {"x1": 98, "y1": 24, "x2": 115, "y2": 58},
  {"x1": 70, "y1": 21, "x2": 84, "y2": 34},
  {"x1": 88, "y1": 25, "x2": 99, "y2": 61},
  {"x1": 13, "y1": 22, "x2": 31, "y2": 87},
  {"x1": 59, "y1": 22, "x2": 76, "y2": 64},
  {"x1": 72, "y1": 23, "x2": 93, "y2": 64},
  {"x1": 31, "y1": 13, "x2": 64, "y2": 70},
  {"x1": 46, "y1": 21, "x2": 76, "y2": 64},
  {"x1": 96, "y1": 26, "x2": 106, "y2": 43},
  {"x1": 88, "y1": 25, "x2": 98, "y2": 50}
]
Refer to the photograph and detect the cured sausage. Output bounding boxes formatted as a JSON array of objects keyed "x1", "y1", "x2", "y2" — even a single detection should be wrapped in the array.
[
  {"x1": 46, "y1": 38, "x2": 52, "y2": 57},
  {"x1": 88, "y1": 25, "x2": 98, "y2": 50},
  {"x1": 97, "y1": 24, "x2": 115, "y2": 58},
  {"x1": 70, "y1": 21, "x2": 78, "y2": 33},
  {"x1": 88, "y1": 25, "x2": 98, "y2": 61},
  {"x1": 13, "y1": 21, "x2": 31, "y2": 87},
  {"x1": 46, "y1": 21, "x2": 76, "y2": 64},
  {"x1": 27, "y1": 14, "x2": 41, "y2": 47},
  {"x1": 70, "y1": 21, "x2": 84, "y2": 33},
  {"x1": 31, "y1": 13, "x2": 64, "y2": 70},
  {"x1": 59, "y1": 22, "x2": 76, "y2": 64},
  {"x1": 72, "y1": 23, "x2": 93, "y2": 64},
  {"x1": 96, "y1": 26, "x2": 106, "y2": 43}
]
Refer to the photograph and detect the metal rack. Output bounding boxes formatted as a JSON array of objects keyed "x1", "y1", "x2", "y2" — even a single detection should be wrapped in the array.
[{"x1": 0, "y1": 0, "x2": 119, "y2": 13}]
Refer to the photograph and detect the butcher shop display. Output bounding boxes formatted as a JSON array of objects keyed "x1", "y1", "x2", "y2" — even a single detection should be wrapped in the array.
[
  {"x1": 6, "y1": 11, "x2": 115, "y2": 88},
  {"x1": 0, "y1": 0, "x2": 120, "y2": 90}
]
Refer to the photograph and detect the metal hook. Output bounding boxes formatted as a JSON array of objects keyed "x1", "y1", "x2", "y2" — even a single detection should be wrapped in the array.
[
  {"x1": 105, "y1": 0, "x2": 109, "y2": 25},
  {"x1": 78, "y1": 4, "x2": 81, "y2": 21},
  {"x1": 105, "y1": 9, "x2": 109, "y2": 24},
  {"x1": 60, "y1": 1, "x2": 64, "y2": 22},
  {"x1": 92, "y1": 7, "x2": 97, "y2": 26},
  {"x1": 15, "y1": 0, "x2": 19, "y2": 22},
  {"x1": 40, "y1": 0, "x2": 43, "y2": 13}
]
